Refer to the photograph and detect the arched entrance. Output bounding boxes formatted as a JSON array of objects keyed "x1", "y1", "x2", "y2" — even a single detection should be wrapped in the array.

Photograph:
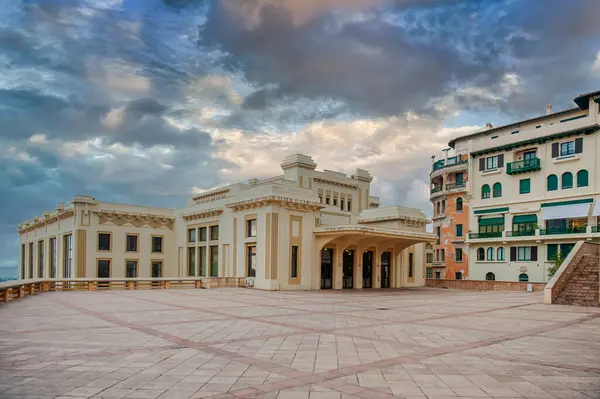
[{"x1": 343, "y1": 249, "x2": 354, "y2": 289}]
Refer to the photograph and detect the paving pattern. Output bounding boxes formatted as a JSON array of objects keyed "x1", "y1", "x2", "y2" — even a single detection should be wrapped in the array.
[{"x1": 1, "y1": 288, "x2": 600, "y2": 399}]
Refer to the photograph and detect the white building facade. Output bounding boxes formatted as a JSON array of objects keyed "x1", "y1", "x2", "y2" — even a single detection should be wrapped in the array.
[
  {"x1": 449, "y1": 90, "x2": 600, "y2": 283},
  {"x1": 18, "y1": 154, "x2": 436, "y2": 290}
]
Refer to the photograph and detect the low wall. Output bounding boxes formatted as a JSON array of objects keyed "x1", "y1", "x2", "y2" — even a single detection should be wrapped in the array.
[{"x1": 425, "y1": 279, "x2": 545, "y2": 292}]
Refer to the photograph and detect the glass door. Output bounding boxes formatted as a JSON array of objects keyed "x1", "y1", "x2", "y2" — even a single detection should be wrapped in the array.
[{"x1": 321, "y1": 249, "x2": 333, "y2": 289}]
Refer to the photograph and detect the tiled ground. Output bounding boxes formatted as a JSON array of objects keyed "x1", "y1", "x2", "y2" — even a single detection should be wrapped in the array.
[{"x1": 1, "y1": 288, "x2": 600, "y2": 399}]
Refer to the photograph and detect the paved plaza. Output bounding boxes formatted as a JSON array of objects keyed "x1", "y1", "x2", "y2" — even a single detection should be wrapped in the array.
[{"x1": 1, "y1": 288, "x2": 599, "y2": 399}]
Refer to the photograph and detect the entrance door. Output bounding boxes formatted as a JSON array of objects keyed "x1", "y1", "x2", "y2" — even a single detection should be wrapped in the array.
[
  {"x1": 151, "y1": 261, "x2": 162, "y2": 288},
  {"x1": 321, "y1": 248, "x2": 333, "y2": 289},
  {"x1": 343, "y1": 250, "x2": 354, "y2": 289},
  {"x1": 97, "y1": 260, "x2": 110, "y2": 289},
  {"x1": 362, "y1": 251, "x2": 373, "y2": 288},
  {"x1": 381, "y1": 252, "x2": 391, "y2": 288}
]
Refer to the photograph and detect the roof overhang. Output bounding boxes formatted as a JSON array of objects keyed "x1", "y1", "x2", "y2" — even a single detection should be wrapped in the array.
[
  {"x1": 314, "y1": 225, "x2": 437, "y2": 242},
  {"x1": 573, "y1": 90, "x2": 600, "y2": 109}
]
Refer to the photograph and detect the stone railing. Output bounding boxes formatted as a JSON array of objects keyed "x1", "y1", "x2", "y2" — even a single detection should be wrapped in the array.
[
  {"x1": 0, "y1": 277, "x2": 246, "y2": 304},
  {"x1": 425, "y1": 279, "x2": 545, "y2": 292}
]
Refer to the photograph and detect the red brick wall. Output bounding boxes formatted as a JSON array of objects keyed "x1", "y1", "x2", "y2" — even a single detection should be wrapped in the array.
[{"x1": 425, "y1": 279, "x2": 545, "y2": 292}]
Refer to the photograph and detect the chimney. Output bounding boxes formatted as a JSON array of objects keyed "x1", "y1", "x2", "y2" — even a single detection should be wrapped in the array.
[
  {"x1": 485, "y1": 122, "x2": 493, "y2": 129},
  {"x1": 546, "y1": 104, "x2": 552, "y2": 115}
]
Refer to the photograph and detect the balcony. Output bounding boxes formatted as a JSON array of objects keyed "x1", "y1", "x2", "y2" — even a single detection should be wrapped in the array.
[
  {"x1": 505, "y1": 230, "x2": 536, "y2": 237},
  {"x1": 446, "y1": 182, "x2": 466, "y2": 191},
  {"x1": 431, "y1": 186, "x2": 443, "y2": 194},
  {"x1": 469, "y1": 232, "x2": 503, "y2": 239},
  {"x1": 593, "y1": 225, "x2": 600, "y2": 233},
  {"x1": 506, "y1": 158, "x2": 541, "y2": 175},
  {"x1": 540, "y1": 226, "x2": 587, "y2": 235},
  {"x1": 432, "y1": 156, "x2": 468, "y2": 172}
]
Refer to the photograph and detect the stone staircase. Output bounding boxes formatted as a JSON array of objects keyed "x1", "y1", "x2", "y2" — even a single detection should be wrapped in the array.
[{"x1": 545, "y1": 242, "x2": 599, "y2": 307}]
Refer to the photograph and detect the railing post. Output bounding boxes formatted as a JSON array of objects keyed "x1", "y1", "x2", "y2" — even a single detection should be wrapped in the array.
[
  {"x1": 127, "y1": 281, "x2": 135, "y2": 290},
  {"x1": 195, "y1": 280, "x2": 201, "y2": 289},
  {"x1": 2, "y1": 288, "x2": 10, "y2": 303},
  {"x1": 30, "y1": 283, "x2": 36, "y2": 295},
  {"x1": 18, "y1": 286, "x2": 24, "y2": 298},
  {"x1": 164, "y1": 281, "x2": 170, "y2": 289},
  {"x1": 87, "y1": 281, "x2": 95, "y2": 291}
]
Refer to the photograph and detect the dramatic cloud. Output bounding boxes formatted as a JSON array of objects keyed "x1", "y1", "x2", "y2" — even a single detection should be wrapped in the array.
[{"x1": 0, "y1": 0, "x2": 599, "y2": 269}]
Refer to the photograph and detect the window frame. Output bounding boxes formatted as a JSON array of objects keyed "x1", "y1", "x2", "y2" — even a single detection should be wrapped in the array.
[
  {"x1": 486, "y1": 247, "x2": 494, "y2": 261},
  {"x1": 291, "y1": 245, "x2": 299, "y2": 278},
  {"x1": 493, "y1": 182, "x2": 502, "y2": 198},
  {"x1": 125, "y1": 233, "x2": 139, "y2": 252},
  {"x1": 188, "y1": 228, "x2": 196, "y2": 243},
  {"x1": 519, "y1": 178, "x2": 531, "y2": 194},
  {"x1": 456, "y1": 248, "x2": 463, "y2": 262},
  {"x1": 246, "y1": 219, "x2": 257, "y2": 238},
  {"x1": 576, "y1": 170, "x2": 589, "y2": 187},
  {"x1": 49, "y1": 236, "x2": 57, "y2": 278},
  {"x1": 63, "y1": 233, "x2": 73, "y2": 279},
  {"x1": 517, "y1": 246, "x2": 531, "y2": 261},
  {"x1": 37, "y1": 239, "x2": 44, "y2": 278},
  {"x1": 187, "y1": 246, "x2": 196, "y2": 276},
  {"x1": 97, "y1": 232, "x2": 112, "y2": 252},
  {"x1": 247, "y1": 245, "x2": 257, "y2": 277},
  {"x1": 547, "y1": 174, "x2": 558, "y2": 191},
  {"x1": 497, "y1": 247, "x2": 505, "y2": 261},
  {"x1": 486, "y1": 272, "x2": 495, "y2": 281},
  {"x1": 151, "y1": 235, "x2": 164, "y2": 254},
  {"x1": 456, "y1": 197, "x2": 463, "y2": 211},
  {"x1": 486, "y1": 156, "x2": 498, "y2": 170},
  {"x1": 477, "y1": 247, "x2": 485, "y2": 261},
  {"x1": 561, "y1": 172, "x2": 573, "y2": 189},
  {"x1": 209, "y1": 225, "x2": 219, "y2": 241},
  {"x1": 560, "y1": 141, "x2": 575, "y2": 156},
  {"x1": 96, "y1": 258, "x2": 111, "y2": 278},
  {"x1": 482, "y1": 184, "x2": 491, "y2": 199},
  {"x1": 125, "y1": 259, "x2": 138, "y2": 278}
]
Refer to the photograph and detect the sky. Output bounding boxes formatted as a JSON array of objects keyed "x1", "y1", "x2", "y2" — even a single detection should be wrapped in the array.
[{"x1": 1, "y1": 0, "x2": 600, "y2": 267}]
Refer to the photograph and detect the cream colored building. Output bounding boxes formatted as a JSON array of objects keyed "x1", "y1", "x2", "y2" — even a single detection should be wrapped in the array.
[
  {"x1": 449, "y1": 90, "x2": 600, "y2": 283},
  {"x1": 18, "y1": 154, "x2": 436, "y2": 290}
]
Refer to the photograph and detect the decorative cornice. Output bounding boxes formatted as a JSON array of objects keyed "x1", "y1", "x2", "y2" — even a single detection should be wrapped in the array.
[
  {"x1": 192, "y1": 188, "x2": 230, "y2": 204},
  {"x1": 18, "y1": 209, "x2": 74, "y2": 233},
  {"x1": 358, "y1": 215, "x2": 430, "y2": 227},
  {"x1": 95, "y1": 210, "x2": 175, "y2": 230},
  {"x1": 226, "y1": 196, "x2": 324, "y2": 212},
  {"x1": 312, "y1": 177, "x2": 358, "y2": 190},
  {"x1": 314, "y1": 225, "x2": 437, "y2": 241},
  {"x1": 181, "y1": 208, "x2": 224, "y2": 221}
]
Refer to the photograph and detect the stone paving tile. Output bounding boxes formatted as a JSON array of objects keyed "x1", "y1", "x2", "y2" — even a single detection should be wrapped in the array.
[{"x1": 1, "y1": 288, "x2": 600, "y2": 399}]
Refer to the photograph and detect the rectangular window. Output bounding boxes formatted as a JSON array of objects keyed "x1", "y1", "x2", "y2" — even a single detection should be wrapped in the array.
[
  {"x1": 408, "y1": 253, "x2": 414, "y2": 278},
  {"x1": 98, "y1": 233, "x2": 111, "y2": 251},
  {"x1": 455, "y1": 172, "x2": 464, "y2": 185},
  {"x1": 152, "y1": 236, "x2": 163, "y2": 253},
  {"x1": 49, "y1": 237, "x2": 57, "y2": 278},
  {"x1": 441, "y1": 249, "x2": 445, "y2": 261},
  {"x1": 519, "y1": 178, "x2": 531, "y2": 194},
  {"x1": 247, "y1": 219, "x2": 257, "y2": 238},
  {"x1": 456, "y1": 224, "x2": 463, "y2": 237},
  {"x1": 28, "y1": 242, "x2": 34, "y2": 279},
  {"x1": 426, "y1": 268, "x2": 433, "y2": 279},
  {"x1": 456, "y1": 248, "x2": 463, "y2": 262},
  {"x1": 486, "y1": 156, "x2": 498, "y2": 170},
  {"x1": 560, "y1": 243, "x2": 575, "y2": 258},
  {"x1": 126, "y1": 260, "x2": 137, "y2": 278},
  {"x1": 199, "y1": 227, "x2": 207, "y2": 242},
  {"x1": 291, "y1": 245, "x2": 299, "y2": 278},
  {"x1": 97, "y1": 259, "x2": 110, "y2": 278},
  {"x1": 126, "y1": 235, "x2": 138, "y2": 252},
  {"x1": 347, "y1": 200, "x2": 352, "y2": 212},
  {"x1": 247, "y1": 246, "x2": 256, "y2": 277},
  {"x1": 340, "y1": 200, "x2": 344, "y2": 211},
  {"x1": 63, "y1": 234, "x2": 72, "y2": 278},
  {"x1": 547, "y1": 244, "x2": 558, "y2": 261},
  {"x1": 151, "y1": 261, "x2": 162, "y2": 278},
  {"x1": 325, "y1": 197, "x2": 330, "y2": 205},
  {"x1": 560, "y1": 141, "x2": 575, "y2": 156},
  {"x1": 210, "y1": 225, "x2": 219, "y2": 241},
  {"x1": 210, "y1": 245, "x2": 218, "y2": 276},
  {"x1": 455, "y1": 272, "x2": 463, "y2": 280},
  {"x1": 188, "y1": 228, "x2": 196, "y2": 243},
  {"x1": 517, "y1": 246, "x2": 531, "y2": 261},
  {"x1": 21, "y1": 244, "x2": 26, "y2": 279},
  {"x1": 426, "y1": 253, "x2": 433, "y2": 263},
  {"x1": 199, "y1": 246, "x2": 207, "y2": 276},
  {"x1": 188, "y1": 247, "x2": 196, "y2": 276},
  {"x1": 38, "y1": 240, "x2": 44, "y2": 278}
]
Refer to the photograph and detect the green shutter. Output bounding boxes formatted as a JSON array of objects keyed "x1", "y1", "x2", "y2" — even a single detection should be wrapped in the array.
[
  {"x1": 512, "y1": 214, "x2": 537, "y2": 224},
  {"x1": 456, "y1": 224, "x2": 463, "y2": 236},
  {"x1": 519, "y1": 178, "x2": 531, "y2": 194},
  {"x1": 479, "y1": 217, "x2": 504, "y2": 226},
  {"x1": 547, "y1": 244, "x2": 558, "y2": 261},
  {"x1": 541, "y1": 198, "x2": 594, "y2": 208},
  {"x1": 562, "y1": 172, "x2": 573, "y2": 189},
  {"x1": 547, "y1": 175, "x2": 558, "y2": 191},
  {"x1": 577, "y1": 170, "x2": 589, "y2": 187}
]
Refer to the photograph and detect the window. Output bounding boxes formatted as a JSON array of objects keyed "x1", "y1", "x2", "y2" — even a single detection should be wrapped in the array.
[
  {"x1": 21, "y1": 244, "x2": 26, "y2": 279},
  {"x1": 477, "y1": 247, "x2": 485, "y2": 261},
  {"x1": 441, "y1": 200, "x2": 446, "y2": 213},
  {"x1": 426, "y1": 253, "x2": 433, "y2": 263},
  {"x1": 50, "y1": 237, "x2": 57, "y2": 278},
  {"x1": 199, "y1": 246, "x2": 207, "y2": 276},
  {"x1": 188, "y1": 229, "x2": 196, "y2": 243},
  {"x1": 199, "y1": 227, "x2": 207, "y2": 242},
  {"x1": 456, "y1": 197, "x2": 463, "y2": 211},
  {"x1": 333, "y1": 198, "x2": 338, "y2": 206},
  {"x1": 436, "y1": 201, "x2": 441, "y2": 214},
  {"x1": 440, "y1": 249, "x2": 445, "y2": 261},
  {"x1": 482, "y1": 184, "x2": 491, "y2": 199},
  {"x1": 347, "y1": 199, "x2": 352, "y2": 212},
  {"x1": 519, "y1": 178, "x2": 531, "y2": 194},
  {"x1": 291, "y1": 246, "x2": 299, "y2": 278},
  {"x1": 486, "y1": 272, "x2": 495, "y2": 281},
  {"x1": 561, "y1": 172, "x2": 573, "y2": 189},
  {"x1": 456, "y1": 224, "x2": 463, "y2": 237},
  {"x1": 63, "y1": 234, "x2": 72, "y2": 278},
  {"x1": 408, "y1": 253, "x2": 414, "y2": 278},
  {"x1": 547, "y1": 174, "x2": 558, "y2": 191},
  {"x1": 436, "y1": 226, "x2": 441, "y2": 241},
  {"x1": 497, "y1": 247, "x2": 505, "y2": 261},
  {"x1": 426, "y1": 267, "x2": 433, "y2": 279},
  {"x1": 493, "y1": 182, "x2": 502, "y2": 198},
  {"x1": 247, "y1": 246, "x2": 256, "y2": 277},
  {"x1": 151, "y1": 261, "x2": 162, "y2": 278},
  {"x1": 455, "y1": 172, "x2": 464, "y2": 185},
  {"x1": 517, "y1": 247, "x2": 531, "y2": 261},
  {"x1": 560, "y1": 243, "x2": 575, "y2": 258},
  {"x1": 210, "y1": 225, "x2": 219, "y2": 241},
  {"x1": 318, "y1": 194, "x2": 323, "y2": 203},
  {"x1": 152, "y1": 236, "x2": 163, "y2": 253},
  {"x1": 519, "y1": 273, "x2": 529, "y2": 282},
  {"x1": 547, "y1": 244, "x2": 559, "y2": 261},
  {"x1": 126, "y1": 260, "x2": 137, "y2": 278},
  {"x1": 126, "y1": 235, "x2": 138, "y2": 252},
  {"x1": 325, "y1": 197, "x2": 330, "y2": 205},
  {"x1": 577, "y1": 170, "x2": 589, "y2": 187},
  {"x1": 486, "y1": 156, "x2": 498, "y2": 170},
  {"x1": 560, "y1": 141, "x2": 575, "y2": 156},
  {"x1": 455, "y1": 272, "x2": 463, "y2": 280},
  {"x1": 247, "y1": 219, "x2": 257, "y2": 238},
  {"x1": 487, "y1": 247, "x2": 494, "y2": 261},
  {"x1": 340, "y1": 200, "x2": 344, "y2": 211},
  {"x1": 210, "y1": 245, "x2": 218, "y2": 276},
  {"x1": 98, "y1": 233, "x2": 111, "y2": 251},
  {"x1": 456, "y1": 248, "x2": 463, "y2": 262},
  {"x1": 38, "y1": 240, "x2": 44, "y2": 278},
  {"x1": 188, "y1": 247, "x2": 196, "y2": 276},
  {"x1": 97, "y1": 259, "x2": 110, "y2": 278},
  {"x1": 29, "y1": 242, "x2": 34, "y2": 278}
]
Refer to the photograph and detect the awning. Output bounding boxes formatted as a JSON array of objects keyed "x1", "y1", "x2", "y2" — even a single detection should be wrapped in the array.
[
  {"x1": 542, "y1": 203, "x2": 591, "y2": 220},
  {"x1": 479, "y1": 217, "x2": 504, "y2": 226},
  {"x1": 512, "y1": 214, "x2": 537, "y2": 224},
  {"x1": 593, "y1": 202, "x2": 600, "y2": 217}
]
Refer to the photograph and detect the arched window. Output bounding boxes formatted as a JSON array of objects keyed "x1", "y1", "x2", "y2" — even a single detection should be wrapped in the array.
[
  {"x1": 547, "y1": 174, "x2": 558, "y2": 191},
  {"x1": 577, "y1": 170, "x2": 589, "y2": 187},
  {"x1": 486, "y1": 272, "x2": 495, "y2": 281},
  {"x1": 497, "y1": 247, "x2": 505, "y2": 261},
  {"x1": 477, "y1": 247, "x2": 485, "y2": 261},
  {"x1": 456, "y1": 197, "x2": 463, "y2": 211},
  {"x1": 519, "y1": 273, "x2": 529, "y2": 282},
  {"x1": 562, "y1": 172, "x2": 573, "y2": 189},
  {"x1": 441, "y1": 200, "x2": 446, "y2": 213},
  {"x1": 436, "y1": 202, "x2": 440, "y2": 214},
  {"x1": 482, "y1": 184, "x2": 491, "y2": 199},
  {"x1": 493, "y1": 182, "x2": 502, "y2": 197},
  {"x1": 487, "y1": 247, "x2": 494, "y2": 261}
]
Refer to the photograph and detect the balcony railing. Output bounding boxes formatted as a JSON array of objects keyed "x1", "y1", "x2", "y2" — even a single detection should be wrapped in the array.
[
  {"x1": 432, "y1": 156, "x2": 468, "y2": 172},
  {"x1": 593, "y1": 225, "x2": 600, "y2": 233},
  {"x1": 431, "y1": 186, "x2": 443, "y2": 194},
  {"x1": 506, "y1": 158, "x2": 541, "y2": 175},
  {"x1": 469, "y1": 232, "x2": 503, "y2": 239},
  {"x1": 505, "y1": 230, "x2": 536, "y2": 237},
  {"x1": 446, "y1": 182, "x2": 466, "y2": 191},
  {"x1": 540, "y1": 226, "x2": 587, "y2": 235}
]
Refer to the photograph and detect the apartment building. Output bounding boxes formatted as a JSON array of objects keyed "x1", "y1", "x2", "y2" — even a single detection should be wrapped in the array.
[
  {"x1": 18, "y1": 154, "x2": 436, "y2": 290},
  {"x1": 447, "y1": 90, "x2": 600, "y2": 283}
]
